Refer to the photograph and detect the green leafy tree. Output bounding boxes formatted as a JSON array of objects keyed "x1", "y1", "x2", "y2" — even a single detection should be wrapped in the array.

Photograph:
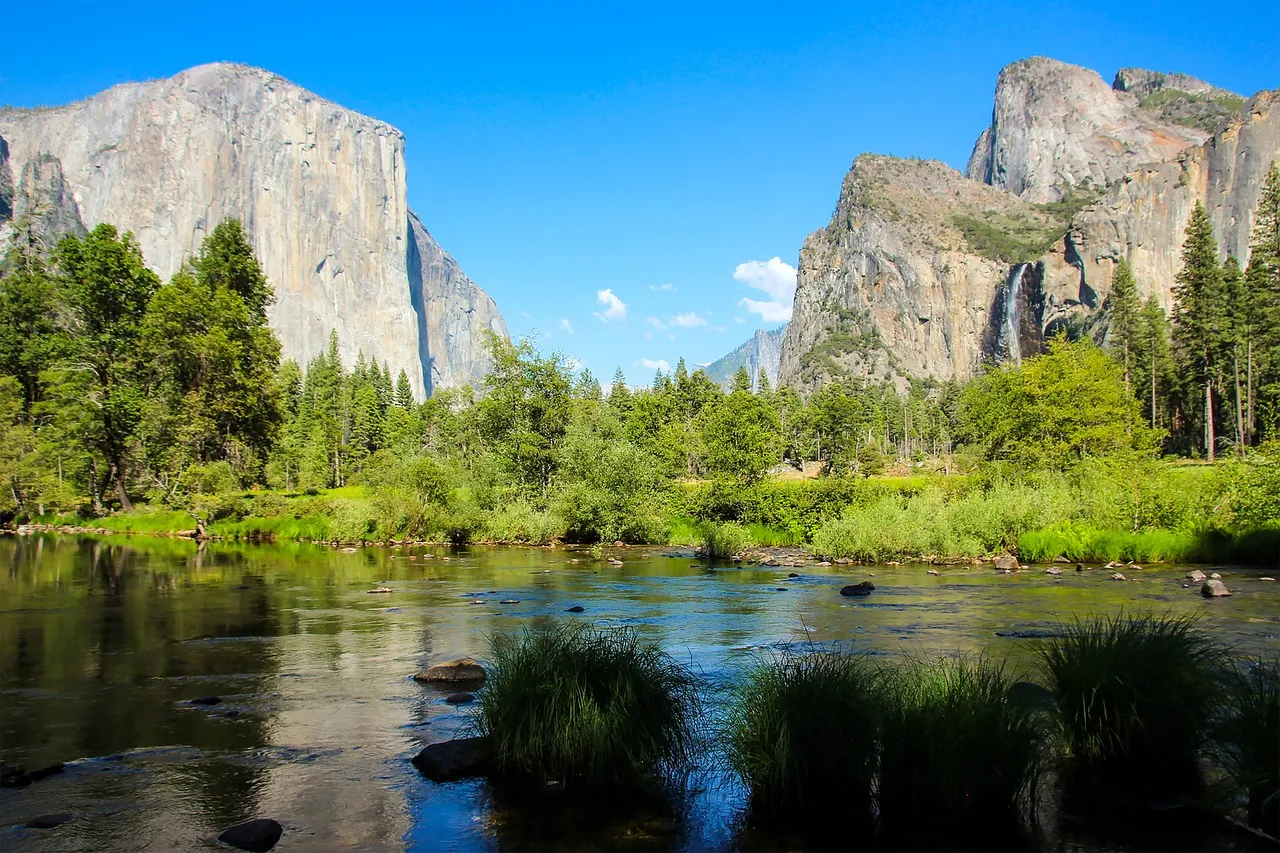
[
  {"x1": 958, "y1": 338, "x2": 1157, "y2": 468},
  {"x1": 700, "y1": 390, "x2": 782, "y2": 482},
  {"x1": 54, "y1": 225, "x2": 161, "y2": 509},
  {"x1": 1244, "y1": 162, "x2": 1280, "y2": 439}
]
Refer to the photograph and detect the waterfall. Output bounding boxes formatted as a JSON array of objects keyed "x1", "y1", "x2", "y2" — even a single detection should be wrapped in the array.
[{"x1": 1004, "y1": 263, "x2": 1027, "y2": 365}]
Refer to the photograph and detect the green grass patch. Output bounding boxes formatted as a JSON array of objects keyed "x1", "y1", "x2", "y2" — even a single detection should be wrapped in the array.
[
  {"x1": 1018, "y1": 521, "x2": 1280, "y2": 565},
  {"x1": 726, "y1": 650, "x2": 879, "y2": 819},
  {"x1": 476, "y1": 625, "x2": 700, "y2": 795},
  {"x1": 877, "y1": 654, "x2": 1045, "y2": 833},
  {"x1": 207, "y1": 514, "x2": 332, "y2": 541},
  {"x1": 1038, "y1": 612, "x2": 1226, "y2": 794}
]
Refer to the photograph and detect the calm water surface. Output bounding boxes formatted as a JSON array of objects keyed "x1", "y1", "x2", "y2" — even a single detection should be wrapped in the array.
[{"x1": 1, "y1": 534, "x2": 1277, "y2": 851}]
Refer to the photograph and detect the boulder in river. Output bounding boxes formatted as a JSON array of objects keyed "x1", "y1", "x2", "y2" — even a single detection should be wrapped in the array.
[
  {"x1": 217, "y1": 818, "x2": 283, "y2": 852},
  {"x1": 840, "y1": 582, "x2": 875, "y2": 597},
  {"x1": 412, "y1": 737, "x2": 493, "y2": 782},
  {"x1": 1045, "y1": 567, "x2": 1063, "y2": 575},
  {"x1": 1186, "y1": 569, "x2": 1207, "y2": 583},
  {"x1": 1201, "y1": 579, "x2": 1232, "y2": 597},
  {"x1": 1110, "y1": 573, "x2": 1127, "y2": 581},
  {"x1": 414, "y1": 658, "x2": 486, "y2": 684},
  {"x1": 993, "y1": 554, "x2": 1020, "y2": 571},
  {"x1": 444, "y1": 692, "x2": 475, "y2": 705},
  {"x1": 25, "y1": 813, "x2": 74, "y2": 829},
  {"x1": 565, "y1": 605, "x2": 585, "y2": 613}
]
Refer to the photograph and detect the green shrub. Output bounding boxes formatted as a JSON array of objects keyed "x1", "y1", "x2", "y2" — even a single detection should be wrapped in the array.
[
  {"x1": 476, "y1": 625, "x2": 699, "y2": 794},
  {"x1": 1215, "y1": 657, "x2": 1280, "y2": 836},
  {"x1": 877, "y1": 655, "x2": 1045, "y2": 832},
  {"x1": 725, "y1": 651, "x2": 878, "y2": 818},
  {"x1": 184, "y1": 460, "x2": 240, "y2": 495},
  {"x1": 327, "y1": 499, "x2": 379, "y2": 542},
  {"x1": 700, "y1": 522, "x2": 749, "y2": 559},
  {"x1": 1038, "y1": 613, "x2": 1226, "y2": 792},
  {"x1": 483, "y1": 500, "x2": 565, "y2": 544}
]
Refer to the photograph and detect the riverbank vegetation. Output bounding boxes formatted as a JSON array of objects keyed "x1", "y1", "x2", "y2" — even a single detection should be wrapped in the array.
[
  {"x1": 2, "y1": 168, "x2": 1279, "y2": 563},
  {"x1": 482, "y1": 616, "x2": 1276, "y2": 839}
]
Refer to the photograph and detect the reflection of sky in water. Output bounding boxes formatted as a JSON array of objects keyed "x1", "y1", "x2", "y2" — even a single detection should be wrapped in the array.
[{"x1": 1, "y1": 535, "x2": 1276, "y2": 851}]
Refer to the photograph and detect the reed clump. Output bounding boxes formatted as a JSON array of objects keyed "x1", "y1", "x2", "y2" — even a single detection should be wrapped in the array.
[
  {"x1": 877, "y1": 654, "x2": 1045, "y2": 832},
  {"x1": 1038, "y1": 612, "x2": 1226, "y2": 792},
  {"x1": 1215, "y1": 656, "x2": 1280, "y2": 837},
  {"x1": 725, "y1": 650, "x2": 879, "y2": 819},
  {"x1": 476, "y1": 625, "x2": 699, "y2": 795}
]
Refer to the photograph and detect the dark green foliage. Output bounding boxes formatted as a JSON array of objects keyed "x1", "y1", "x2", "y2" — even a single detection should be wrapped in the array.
[
  {"x1": 697, "y1": 521, "x2": 748, "y2": 558},
  {"x1": 1215, "y1": 657, "x2": 1280, "y2": 836},
  {"x1": 476, "y1": 625, "x2": 700, "y2": 794},
  {"x1": 951, "y1": 212, "x2": 1063, "y2": 264},
  {"x1": 877, "y1": 655, "x2": 1045, "y2": 832},
  {"x1": 1039, "y1": 613, "x2": 1226, "y2": 791},
  {"x1": 1106, "y1": 259, "x2": 1140, "y2": 395},
  {"x1": 1137, "y1": 88, "x2": 1245, "y2": 132},
  {"x1": 726, "y1": 651, "x2": 879, "y2": 818},
  {"x1": 1173, "y1": 202, "x2": 1227, "y2": 459}
]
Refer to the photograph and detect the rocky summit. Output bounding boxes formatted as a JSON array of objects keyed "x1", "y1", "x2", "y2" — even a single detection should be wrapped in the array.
[
  {"x1": 779, "y1": 57, "x2": 1278, "y2": 392},
  {"x1": 0, "y1": 63, "x2": 506, "y2": 397}
]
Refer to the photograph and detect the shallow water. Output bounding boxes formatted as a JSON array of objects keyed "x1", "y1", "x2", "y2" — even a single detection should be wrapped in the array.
[{"x1": 1, "y1": 534, "x2": 1276, "y2": 851}]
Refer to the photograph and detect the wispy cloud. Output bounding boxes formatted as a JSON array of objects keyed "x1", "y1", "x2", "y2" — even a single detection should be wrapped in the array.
[
  {"x1": 669, "y1": 312, "x2": 706, "y2": 328},
  {"x1": 594, "y1": 289, "x2": 627, "y2": 323},
  {"x1": 559, "y1": 318, "x2": 574, "y2": 335},
  {"x1": 649, "y1": 283, "x2": 677, "y2": 292},
  {"x1": 635, "y1": 357, "x2": 671, "y2": 373},
  {"x1": 734, "y1": 257, "x2": 796, "y2": 323},
  {"x1": 645, "y1": 316, "x2": 667, "y2": 330}
]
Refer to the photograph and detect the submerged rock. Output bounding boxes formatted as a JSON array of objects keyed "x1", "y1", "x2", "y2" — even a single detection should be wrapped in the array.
[
  {"x1": 840, "y1": 582, "x2": 876, "y2": 597},
  {"x1": 1110, "y1": 573, "x2": 1128, "y2": 581},
  {"x1": 414, "y1": 658, "x2": 486, "y2": 684},
  {"x1": 217, "y1": 818, "x2": 283, "y2": 852},
  {"x1": 1045, "y1": 567, "x2": 1063, "y2": 575},
  {"x1": 26, "y1": 813, "x2": 74, "y2": 829},
  {"x1": 565, "y1": 605, "x2": 585, "y2": 613},
  {"x1": 190, "y1": 696, "x2": 222, "y2": 706},
  {"x1": 927, "y1": 569, "x2": 940, "y2": 576},
  {"x1": 1, "y1": 762, "x2": 64, "y2": 788},
  {"x1": 411, "y1": 737, "x2": 493, "y2": 782},
  {"x1": 1201, "y1": 579, "x2": 1232, "y2": 597},
  {"x1": 444, "y1": 692, "x2": 475, "y2": 705}
]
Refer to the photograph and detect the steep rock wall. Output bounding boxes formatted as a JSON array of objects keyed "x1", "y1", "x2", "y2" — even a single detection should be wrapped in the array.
[{"x1": 0, "y1": 63, "x2": 505, "y2": 397}]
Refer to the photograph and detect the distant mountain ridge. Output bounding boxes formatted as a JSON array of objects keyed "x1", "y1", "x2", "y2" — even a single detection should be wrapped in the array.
[
  {"x1": 0, "y1": 62, "x2": 506, "y2": 397},
  {"x1": 703, "y1": 327, "x2": 784, "y2": 390}
]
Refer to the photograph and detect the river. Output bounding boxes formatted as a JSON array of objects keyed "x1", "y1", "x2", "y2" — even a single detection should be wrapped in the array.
[{"x1": 1, "y1": 534, "x2": 1276, "y2": 851}]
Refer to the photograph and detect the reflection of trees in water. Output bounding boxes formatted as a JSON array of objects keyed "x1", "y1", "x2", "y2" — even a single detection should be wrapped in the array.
[{"x1": 0, "y1": 535, "x2": 281, "y2": 830}]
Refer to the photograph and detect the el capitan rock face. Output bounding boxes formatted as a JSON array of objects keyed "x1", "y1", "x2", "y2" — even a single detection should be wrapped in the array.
[
  {"x1": 780, "y1": 58, "x2": 1278, "y2": 392},
  {"x1": 0, "y1": 62, "x2": 505, "y2": 397}
]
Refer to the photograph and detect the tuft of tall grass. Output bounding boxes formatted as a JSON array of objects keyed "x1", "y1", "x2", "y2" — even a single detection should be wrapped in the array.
[
  {"x1": 725, "y1": 651, "x2": 879, "y2": 819},
  {"x1": 1215, "y1": 657, "x2": 1280, "y2": 837},
  {"x1": 699, "y1": 522, "x2": 749, "y2": 559},
  {"x1": 877, "y1": 654, "x2": 1045, "y2": 832},
  {"x1": 1038, "y1": 612, "x2": 1226, "y2": 792},
  {"x1": 476, "y1": 625, "x2": 699, "y2": 795}
]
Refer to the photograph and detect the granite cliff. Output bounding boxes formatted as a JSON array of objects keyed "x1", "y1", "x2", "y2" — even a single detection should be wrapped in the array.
[
  {"x1": 0, "y1": 63, "x2": 506, "y2": 397},
  {"x1": 703, "y1": 327, "x2": 784, "y2": 390},
  {"x1": 780, "y1": 58, "x2": 1277, "y2": 392}
]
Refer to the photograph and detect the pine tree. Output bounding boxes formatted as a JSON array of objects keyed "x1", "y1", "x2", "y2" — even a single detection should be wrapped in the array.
[
  {"x1": 1107, "y1": 259, "x2": 1140, "y2": 398},
  {"x1": 1222, "y1": 256, "x2": 1247, "y2": 452},
  {"x1": 1172, "y1": 202, "x2": 1226, "y2": 460},
  {"x1": 1132, "y1": 298, "x2": 1175, "y2": 432},
  {"x1": 1244, "y1": 161, "x2": 1280, "y2": 439},
  {"x1": 756, "y1": 368, "x2": 773, "y2": 397},
  {"x1": 395, "y1": 369, "x2": 414, "y2": 410},
  {"x1": 731, "y1": 366, "x2": 752, "y2": 394},
  {"x1": 608, "y1": 367, "x2": 632, "y2": 414}
]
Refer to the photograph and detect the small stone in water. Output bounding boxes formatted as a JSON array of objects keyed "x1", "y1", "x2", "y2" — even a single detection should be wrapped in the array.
[
  {"x1": 217, "y1": 818, "x2": 283, "y2": 852},
  {"x1": 26, "y1": 813, "x2": 74, "y2": 829},
  {"x1": 190, "y1": 696, "x2": 221, "y2": 706},
  {"x1": 565, "y1": 605, "x2": 585, "y2": 613}
]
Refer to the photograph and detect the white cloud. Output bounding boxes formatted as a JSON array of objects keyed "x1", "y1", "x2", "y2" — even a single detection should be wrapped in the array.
[
  {"x1": 645, "y1": 317, "x2": 667, "y2": 330},
  {"x1": 649, "y1": 283, "x2": 677, "y2": 292},
  {"x1": 669, "y1": 312, "x2": 707, "y2": 328},
  {"x1": 738, "y1": 297, "x2": 793, "y2": 323},
  {"x1": 593, "y1": 288, "x2": 627, "y2": 322},
  {"x1": 733, "y1": 257, "x2": 796, "y2": 323},
  {"x1": 559, "y1": 318, "x2": 574, "y2": 335},
  {"x1": 636, "y1": 357, "x2": 671, "y2": 373}
]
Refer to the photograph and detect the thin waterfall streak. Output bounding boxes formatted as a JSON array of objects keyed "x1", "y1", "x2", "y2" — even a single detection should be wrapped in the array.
[{"x1": 1005, "y1": 264, "x2": 1026, "y2": 365}]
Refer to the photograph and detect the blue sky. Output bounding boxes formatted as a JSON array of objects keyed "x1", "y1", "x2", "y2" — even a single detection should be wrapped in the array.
[{"x1": 3, "y1": 2, "x2": 1277, "y2": 384}]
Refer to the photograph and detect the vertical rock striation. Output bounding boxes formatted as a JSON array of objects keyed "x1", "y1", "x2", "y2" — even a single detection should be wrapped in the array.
[
  {"x1": 703, "y1": 326, "x2": 785, "y2": 390},
  {"x1": 0, "y1": 63, "x2": 505, "y2": 397}
]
